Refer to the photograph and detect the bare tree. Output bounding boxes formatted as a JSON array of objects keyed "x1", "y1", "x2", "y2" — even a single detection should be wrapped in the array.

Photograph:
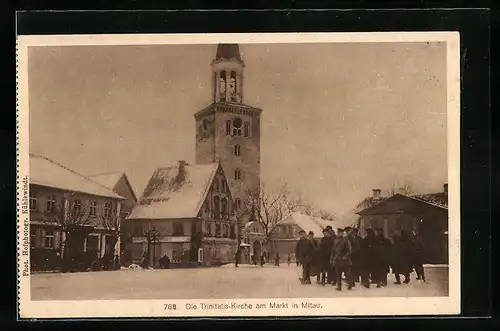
[
  {"x1": 55, "y1": 193, "x2": 93, "y2": 263},
  {"x1": 387, "y1": 181, "x2": 414, "y2": 196},
  {"x1": 242, "y1": 183, "x2": 310, "y2": 238},
  {"x1": 141, "y1": 222, "x2": 165, "y2": 268},
  {"x1": 313, "y1": 209, "x2": 336, "y2": 222}
]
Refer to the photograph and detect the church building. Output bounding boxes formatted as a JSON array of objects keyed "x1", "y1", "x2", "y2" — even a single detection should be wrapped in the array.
[{"x1": 125, "y1": 44, "x2": 264, "y2": 266}]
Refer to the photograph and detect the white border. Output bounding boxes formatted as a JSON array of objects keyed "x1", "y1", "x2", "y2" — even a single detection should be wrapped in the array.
[{"x1": 17, "y1": 32, "x2": 461, "y2": 318}]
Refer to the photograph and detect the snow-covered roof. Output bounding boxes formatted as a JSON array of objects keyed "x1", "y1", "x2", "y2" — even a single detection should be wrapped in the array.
[
  {"x1": 88, "y1": 172, "x2": 123, "y2": 190},
  {"x1": 127, "y1": 163, "x2": 219, "y2": 220},
  {"x1": 30, "y1": 154, "x2": 125, "y2": 199},
  {"x1": 272, "y1": 212, "x2": 336, "y2": 239}
]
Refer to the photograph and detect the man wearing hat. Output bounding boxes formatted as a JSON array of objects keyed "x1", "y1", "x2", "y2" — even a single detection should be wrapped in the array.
[
  {"x1": 375, "y1": 228, "x2": 392, "y2": 287},
  {"x1": 295, "y1": 230, "x2": 315, "y2": 284},
  {"x1": 360, "y1": 228, "x2": 378, "y2": 288},
  {"x1": 345, "y1": 226, "x2": 361, "y2": 288},
  {"x1": 331, "y1": 227, "x2": 353, "y2": 291},
  {"x1": 318, "y1": 227, "x2": 335, "y2": 286}
]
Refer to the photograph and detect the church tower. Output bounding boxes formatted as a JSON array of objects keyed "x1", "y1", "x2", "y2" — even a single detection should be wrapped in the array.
[{"x1": 194, "y1": 44, "x2": 262, "y2": 219}]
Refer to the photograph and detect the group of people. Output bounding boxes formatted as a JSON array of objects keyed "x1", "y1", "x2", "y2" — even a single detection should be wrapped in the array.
[{"x1": 295, "y1": 226, "x2": 426, "y2": 291}]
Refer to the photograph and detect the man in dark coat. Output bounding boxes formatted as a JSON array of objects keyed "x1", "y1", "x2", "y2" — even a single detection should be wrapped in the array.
[
  {"x1": 331, "y1": 228, "x2": 353, "y2": 291},
  {"x1": 235, "y1": 247, "x2": 242, "y2": 267},
  {"x1": 360, "y1": 228, "x2": 378, "y2": 288},
  {"x1": 318, "y1": 228, "x2": 335, "y2": 286},
  {"x1": 411, "y1": 232, "x2": 426, "y2": 282},
  {"x1": 392, "y1": 230, "x2": 414, "y2": 284},
  {"x1": 307, "y1": 231, "x2": 321, "y2": 283},
  {"x1": 295, "y1": 230, "x2": 316, "y2": 284},
  {"x1": 375, "y1": 228, "x2": 392, "y2": 287},
  {"x1": 345, "y1": 226, "x2": 361, "y2": 288}
]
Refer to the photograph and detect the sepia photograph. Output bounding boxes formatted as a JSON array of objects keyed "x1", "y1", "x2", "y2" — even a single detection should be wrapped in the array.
[{"x1": 17, "y1": 33, "x2": 460, "y2": 318}]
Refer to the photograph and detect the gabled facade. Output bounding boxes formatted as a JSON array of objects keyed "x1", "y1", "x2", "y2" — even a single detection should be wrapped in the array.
[
  {"x1": 125, "y1": 161, "x2": 239, "y2": 266},
  {"x1": 29, "y1": 154, "x2": 126, "y2": 271}
]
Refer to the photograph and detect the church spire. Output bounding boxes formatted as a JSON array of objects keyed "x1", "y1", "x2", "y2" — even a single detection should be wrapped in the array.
[
  {"x1": 211, "y1": 44, "x2": 244, "y2": 104},
  {"x1": 216, "y1": 44, "x2": 242, "y2": 61}
]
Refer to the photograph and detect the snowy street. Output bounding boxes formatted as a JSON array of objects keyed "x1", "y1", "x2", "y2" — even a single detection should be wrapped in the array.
[{"x1": 31, "y1": 264, "x2": 448, "y2": 300}]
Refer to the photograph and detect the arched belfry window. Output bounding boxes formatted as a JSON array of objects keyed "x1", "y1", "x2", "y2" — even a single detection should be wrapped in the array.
[
  {"x1": 220, "y1": 71, "x2": 227, "y2": 101},
  {"x1": 230, "y1": 71, "x2": 237, "y2": 101},
  {"x1": 234, "y1": 144, "x2": 241, "y2": 156}
]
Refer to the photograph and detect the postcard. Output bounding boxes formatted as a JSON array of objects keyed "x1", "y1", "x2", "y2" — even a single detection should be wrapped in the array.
[{"x1": 17, "y1": 32, "x2": 460, "y2": 318}]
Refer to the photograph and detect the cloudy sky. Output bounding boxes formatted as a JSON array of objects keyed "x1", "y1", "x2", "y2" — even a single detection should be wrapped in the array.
[{"x1": 28, "y1": 41, "x2": 448, "y2": 219}]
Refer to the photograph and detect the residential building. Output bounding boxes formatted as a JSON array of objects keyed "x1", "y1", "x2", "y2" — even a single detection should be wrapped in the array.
[
  {"x1": 356, "y1": 184, "x2": 449, "y2": 264},
  {"x1": 29, "y1": 154, "x2": 125, "y2": 271},
  {"x1": 125, "y1": 161, "x2": 238, "y2": 267}
]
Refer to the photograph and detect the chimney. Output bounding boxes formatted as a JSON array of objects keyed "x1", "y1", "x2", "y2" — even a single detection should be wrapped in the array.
[
  {"x1": 372, "y1": 189, "x2": 382, "y2": 200},
  {"x1": 177, "y1": 160, "x2": 188, "y2": 183},
  {"x1": 444, "y1": 183, "x2": 448, "y2": 195}
]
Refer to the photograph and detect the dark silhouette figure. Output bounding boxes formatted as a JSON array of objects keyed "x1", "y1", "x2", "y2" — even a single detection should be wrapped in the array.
[
  {"x1": 375, "y1": 228, "x2": 392, "y2": 287},
  {"x1": 392, "y1": 230, "x2": 414, "y2": 284},
  {"x1": 318, "y1": 228, "x2": 335, "y2": 286},
  {"x1": 296, "y1": 230, "x2": 316, "y2": 284},
  {"x1": 360, "y1": 228, "x2": 378, "y2": 288}
]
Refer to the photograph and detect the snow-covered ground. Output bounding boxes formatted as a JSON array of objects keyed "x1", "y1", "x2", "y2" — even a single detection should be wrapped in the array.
[{"x1": 31, "y1": 264, "x2": 449, "y2": 301}]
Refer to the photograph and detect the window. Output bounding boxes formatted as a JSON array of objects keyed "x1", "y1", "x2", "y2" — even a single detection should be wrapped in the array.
[
  {"x1": 220, "y1": 71, "x2": 227, "y2": 101},
  {"x1": 133, "y1": 223, "x2": 142, "y2": 237},
  {"x1": 234, "y1": 144, "x2": 241, "y2": 156},
  {"x1": 244, "y1": 122, "x2": 250, "y2": 138},
  {"x1": 89, "y1": 201, "x2": 97, "y2": 217},
  {"x1": 215, "y1": 224, "x2": 221, "y2": 237},
  {"x1": 213, "y1": 196, "x2": 220, "y2": 219},
  {"x1": 205, "y1": 222, "x2": 212, "y2": 236},
  {"x1": 104, "y1": 201, "x2": 112, "y2": 218},
  {"x1": 230, "y1": 71, "x2": 237, "y2": 102},
  {"x1": 222, "y1": 224, "x2": 229, "y2": 238},
  {"x1": 234, "y1": 169, "x2": 241, "y2": 181},
  {"x1": 31, "y1": 229, "x2": 38, "y2": 248},
  {"x1": 86, "y1": 235, "x2": 99, "y2": 253},
  {"x1": 221, "y1": 198, "x2": 228, "y2": 217},
  {"x1": 225, "y1": 120, "x2": 231, "y2": 135},
  {"x1": 232, "y1": 117, "x2": 243, "y2": 136},
  {"x1": 230, "y1": 225, "x2": 236, "y2": 239},
  {"x1": 42, "y1": 230, "x2": 55, "y2": 249},
  {"x1": 73, "y1": 199, "x2": 82, "y2": 215},
  {"x1": 46, "y1": 195, "x2": 56, "y2": 213},
  {"x1": 235, "y1": 198, "x2": 241, "y2": 210},
  {"x1": 221, "y1": 180, "x2": 226, "y2": 194},
  {"x1": 173, "y1": 222, "x2": 184, "y2": 236},
  {"x1": 204, "y1": 200, "x2": 210, "y2": 214},
  {"x1": 395, "y1": 218, "x2": 402, "y2": 231},
  {"x1": 202, "y1": 119, "x2": 209, "y2": 138},
  {"x1": 214, "y1": 178, "x2": 219, "y2": 191},
  {"x1": 29, "y1": 191, "x2": 37, "y2": 211}
]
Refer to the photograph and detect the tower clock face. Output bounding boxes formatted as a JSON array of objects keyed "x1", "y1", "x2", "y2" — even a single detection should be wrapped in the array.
[{"x1": 233, "y1": 117, "x2": 243, "y2": 128}]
